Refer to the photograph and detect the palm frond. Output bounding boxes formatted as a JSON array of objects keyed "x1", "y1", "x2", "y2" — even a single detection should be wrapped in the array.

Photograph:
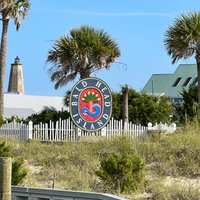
[
  {"x1": 46, "y1": 25, "x2": 120, "y2": 88},
  {"x1": 5, "y1": 0, "x2": 30, "y2": 31},
  {"x1": 53, "y1": 72, "x2": 77, "y2": 89},
  {"x1": 164, "y1": 12, "x2": 200, "y2": 63}
]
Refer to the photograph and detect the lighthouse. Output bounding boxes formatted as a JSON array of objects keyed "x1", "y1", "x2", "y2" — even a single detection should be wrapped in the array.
[{"x1": 7, "y1": 56, "x2": 24, "y2": 94}]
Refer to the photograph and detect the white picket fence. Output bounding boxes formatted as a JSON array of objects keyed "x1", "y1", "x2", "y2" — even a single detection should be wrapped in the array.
[
  {"x1": 0, "y1": 118, "x2": 176, "y2": 142},
  {"x1": 147, "y1": 122, "x2": 177, "y2": 133},
  {"x1": 0, "y1": 121, "x2": 31, "y2": 141}
]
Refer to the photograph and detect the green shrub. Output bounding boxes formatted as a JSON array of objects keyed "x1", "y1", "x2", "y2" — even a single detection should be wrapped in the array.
[
  {"x1": 0, "y1": 142, "x2": 27, "y2": 185},
  {"x1": 5, "y1": 115, "x2": 24, "y2": 123},
  {"x1": 0, "y1": 116, "x2": 4, "y2": 126},
  {"x1": 173, "y1": 85, "x2": 199, "y2": 125},
  {"x1": 0, "y1": 115, "x2": 24, "y2": 125},
  {"x1": 96, "y1": 153, "x2": 145, "y2": 194},
  {"x1": 25, "y1": 108, "x2": 70, "y2": 124},
  {"x1": 0, "y1": 142, "x2": 12, "y2": 156},
  {"x1": 12, "y1": 158, "x2": 27, "y2": 185}
]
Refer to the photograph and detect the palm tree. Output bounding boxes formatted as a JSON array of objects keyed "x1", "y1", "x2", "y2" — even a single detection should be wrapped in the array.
[
  {"x1": 164, "y1": 12, "x2": 200, "y2": 103},
  {"x1": 47, "y1": 25, "x2": 121, "y2": 89},
  {"x1": 0, "y1": 0, "x2": 30, "y2": 117},
  {"x1": 63, "y1": 90, "x2": 71, "y2": 107}
]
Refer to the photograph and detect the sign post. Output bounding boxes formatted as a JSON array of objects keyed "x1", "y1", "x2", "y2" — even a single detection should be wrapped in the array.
[
  {"x1": 0, "y1": 157, "x2": 12, "y2": 200},
  {"x1": 70, "y1": 77, "x2": 112, "y2": 132}
]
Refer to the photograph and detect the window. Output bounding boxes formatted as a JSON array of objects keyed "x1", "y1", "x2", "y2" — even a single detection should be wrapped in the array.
[
  {"x1": 171, "y1": 98, "x2": 183, "y2": 104},
  {"x1": 182, "y1": 77, "x2": 192, "y2": 87},
  {"x1": 191, "y1": 77, "x2": 198, "y2": 86},
  {"x1": 172, "y1": 77, "x2": 182, "y2": 87}
]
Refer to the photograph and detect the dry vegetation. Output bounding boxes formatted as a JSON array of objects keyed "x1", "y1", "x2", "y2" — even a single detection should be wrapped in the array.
[{"x1": 1, "y1": 125, "x2": 200, "y2": 199}]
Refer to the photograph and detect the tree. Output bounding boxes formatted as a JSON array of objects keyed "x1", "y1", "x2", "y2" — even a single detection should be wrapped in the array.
[
  {"x1": 47, "y1": 25, "x2": 120, "y2": 89},
  {"x1": 112, "y1": 88, "x2": 172, "y2": 126},
  {"x1": 112, "y1": 91, "x2": 122, "y2": 120},
  {"x1": 174, "y1": 85, "x2": 199, "y2": 124},
  {"x1": 129, "y1": 91, "x2": 172, "y2": 125},
  {"x1": 0, "y1": 0, "x2": 30, "y2": 117},
  {"x1": 164, "y1": 12, "x2": 200, "y2": 103},
  {"x1": 63, "y1": 90, "x2": 71, "y2": 107}
]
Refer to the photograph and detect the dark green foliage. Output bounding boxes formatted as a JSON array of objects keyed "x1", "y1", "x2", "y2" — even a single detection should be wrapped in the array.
[
  {"x1": 112, "y1": 92, "x2": 122, "y2": 120},
  {"x1": 25, "y1": 108, "x2": 70, "y2": 124},
  {"x1": 63, "y1": 90, "x2": 71, "y2": 107},
  {"x1": 5, "y1": 115, "x2": 24, "y2": 123},
  {"x1": 0, "y1": 115, "x2": 4, "y2": 126},
  {"x1": 96, "y1": 153, "x2": 145, "y2": 194},
  {"x1": 0, "y1": 116, "x2": 24, "y2": 126},
  {"x1": 0, "y1": 142, "x2": 12, "y2": 157},
  {"x1": 174, "y1": 86, "x2": 199, "y2": 124},
  {"x1": 12, "y1": 158, "x2": 27, "y2": 185},
  {"x1": 129, "y1": 90, "x2": 172, "y2": 125},
  {"x1": 112, "y1": 88, "x2": 172, "y2": 125},
  {"x1": 0, "y1": 142, "x2": 27, "y2": 185}
]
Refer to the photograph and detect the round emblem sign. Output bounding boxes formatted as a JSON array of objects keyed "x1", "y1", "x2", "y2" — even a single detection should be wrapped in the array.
[{"x1": 70, "y1": 77, "x2": 112, "y2": 131}]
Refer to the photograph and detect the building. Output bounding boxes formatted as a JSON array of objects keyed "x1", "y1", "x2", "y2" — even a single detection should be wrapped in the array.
[
  {"x1": 4, "y1": 93, "x2": 65, "y2": 118},
  {"x1": 7, "y1": 56, "x2": 24, "y2": 94},
  {"x1": 142, "y1": 64, "x2": 197, "y2": 103},
  {"x1": 4, "y1": 57, "x2": 66, "y2": 118}
]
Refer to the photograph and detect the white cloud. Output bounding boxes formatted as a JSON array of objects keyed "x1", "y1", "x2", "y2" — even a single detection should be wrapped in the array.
[{"x1": 34, "y1": 7, "x2": 174, "y2": 17}]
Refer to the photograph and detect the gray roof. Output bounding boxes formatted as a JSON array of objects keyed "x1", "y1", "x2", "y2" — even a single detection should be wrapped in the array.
[
  {"x1": 4, "y1": 93, "x2": 66, "y2": 118},
  {"x1": 4, "y1": 108, "x2": 35, "y2": 118}
]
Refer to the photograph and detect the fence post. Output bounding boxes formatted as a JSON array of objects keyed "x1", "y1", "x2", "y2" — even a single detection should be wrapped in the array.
[
  {"x1": 28, "y1": 121, "x2": 33, "y2": 140},
  {"x1": 77, "y1": 128, "x2": 81, "y2": 136},
  {"x1": 158, "y1": 122, "x2": 162, "y2": 131},
  {"x1": 101, "y1": 127, "x2": 106, "y2": 136},
  {"x1": 147, "y1": 122, "x2": 152, "y2": 130},
  {"x1": 0, "y1": 157, "x2": 12, "y2": 200},
  {"x1": 123, "y1": 122, "x2": 128, "y2": 132},
  {"x1": 172, "y1": 123, "x2": 176, "y2": 131}
]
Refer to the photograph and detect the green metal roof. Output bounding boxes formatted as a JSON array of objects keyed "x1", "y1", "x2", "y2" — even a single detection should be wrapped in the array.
[{"x1": 142, "y1": 64, "x2": 197, "y2": 98}]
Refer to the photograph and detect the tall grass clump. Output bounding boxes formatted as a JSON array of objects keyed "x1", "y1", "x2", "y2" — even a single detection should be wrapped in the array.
[
  {"x1": 136, "y1": 126, "x2": 200, "y2": 177},
  {"x1": 16, "y1": 140, "x2": 100, "y2": 190},
  {"x1": 147, "y1": 180, "x2": 200, "y2": 200}
]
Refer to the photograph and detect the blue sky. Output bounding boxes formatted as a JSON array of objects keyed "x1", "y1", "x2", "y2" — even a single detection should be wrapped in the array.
[{"x1": 3, "y1": 0, "x2": 200, "y2": 96}]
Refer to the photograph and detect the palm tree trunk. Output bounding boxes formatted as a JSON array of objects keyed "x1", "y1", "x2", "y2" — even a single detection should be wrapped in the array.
[
  {"x1": 80, "y1": 69, "x2": 90, "y2": 79},
  {"x1": 0, "y1": 13, "x2": 9, "y2": 118},
  {"x1": 196, "y1": 60, "x2": 200, "y2": 103},
  {"x1": 122, "y1": 85, "x2": 129, "y2": 130}
]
